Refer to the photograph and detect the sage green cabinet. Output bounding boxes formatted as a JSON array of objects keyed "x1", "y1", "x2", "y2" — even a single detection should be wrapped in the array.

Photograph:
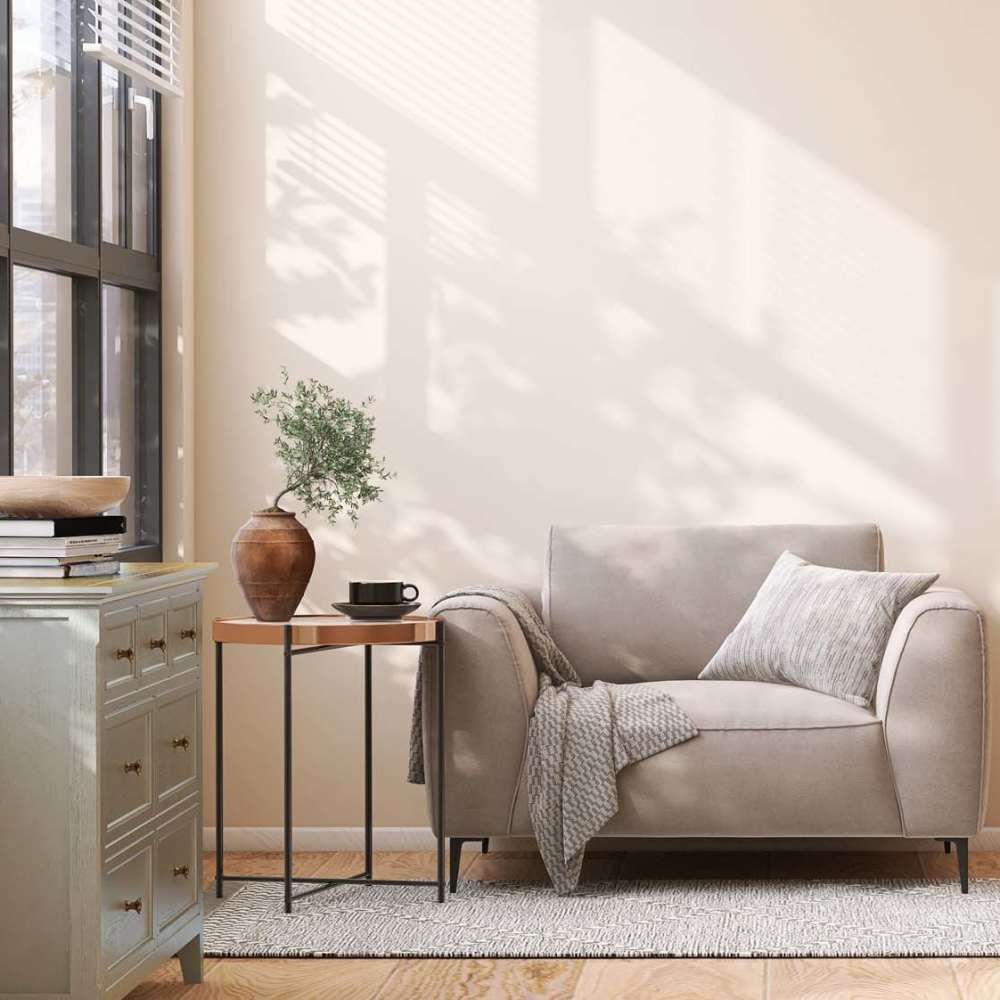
[{"x1": 0, "y1": 563, "x2": 215, "y2": 1000}]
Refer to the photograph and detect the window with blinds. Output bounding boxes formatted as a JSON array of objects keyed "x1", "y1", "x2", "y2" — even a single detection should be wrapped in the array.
[{"x1": 83, "y1": 0, "x2": 182, "y2": 97}]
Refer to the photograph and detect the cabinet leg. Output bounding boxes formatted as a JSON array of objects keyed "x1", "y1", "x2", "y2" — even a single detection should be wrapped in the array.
[{"x1": 176, "y1": 934, "x2": 203, "y2": 984}]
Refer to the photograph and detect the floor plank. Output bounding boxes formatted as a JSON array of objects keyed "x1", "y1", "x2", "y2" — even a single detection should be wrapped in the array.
[
  {"x1": 160, "y1": 958, "x2": 397, "y2": 999},
  {"x1": 380, "y1": 958, "x2": 583, "y2": 999},
  {"x1": 125, "y1": 974, "x2": 198, "y2": 999},
  {"x1": 129, "y1": 961, "x2": 394, "y2": 999},
  {"x1": 952, "y1": 958, "x2": 1000, "y2": 999},
  {"x1": 203, "y1": 850, "x2": 329, "y2": 886},
  {"x1": 126, "y1": 850, "x2": 1000, "y2": 998},
  {"x1": 921, "y1": 850, "x2": 1000, "y2": 881},
  {"x1": 574, "y1": 958, "x2": 765, "y2": 999},
  {"x1": 768, "y1": 958, "x2": 961, "y2": 999},
  {"x1": 310, "y1": 849, "x2": 469, "y2": 882},
  {"x1": 466, "y1": 850, "x2": 620, "y2": 883}
]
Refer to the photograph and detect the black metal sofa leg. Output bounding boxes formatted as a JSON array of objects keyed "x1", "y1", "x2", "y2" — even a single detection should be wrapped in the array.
[
  {"x1": 939, "y1": 838, "x2": 970, "y2": 892},
  {"x1": 956, "y1": 838, "x2": 969, "y2": 894},
  {"x1": 449, "y1": 837, "x2": 490, "y2": 893},
  {"x1": 449, "y1": 838, "x2": 465, "y2": 893}
]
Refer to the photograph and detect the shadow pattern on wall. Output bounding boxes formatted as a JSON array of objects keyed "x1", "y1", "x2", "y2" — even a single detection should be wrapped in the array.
[{"x1": 194, "y1": 0, "x2": 999, "y2": 828}]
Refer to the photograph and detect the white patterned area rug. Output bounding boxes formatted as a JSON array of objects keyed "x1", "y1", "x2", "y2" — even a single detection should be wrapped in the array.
[{"x1": 203, "y1": 879, "x2": 1000, "y2": 959}]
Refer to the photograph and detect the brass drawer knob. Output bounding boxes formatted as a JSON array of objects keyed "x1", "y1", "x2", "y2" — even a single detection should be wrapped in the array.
[
  {"x1": 123, "y1": 759, "x2": 143, "y2": 775},
  {"x1": 172, "y1": 864, "x2": 190, "y2": 879},
  {"x1": 115, "y1": 647, "x2": 134, "y2": 663},
  {"x1": 148, "y1": 637, "x2": 167, "y2": 652},
  {"x1": 171, "y1": 736, "x2": 190, "y2": 751},
  {"x1": 180, "y1": 628, "x2": 197, "y2": 640},
  {"x1": 123, "y1": 897, "x2": 143, "y2": 914}
]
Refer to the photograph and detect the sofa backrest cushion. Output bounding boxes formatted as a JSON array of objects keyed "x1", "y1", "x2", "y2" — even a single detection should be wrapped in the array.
[{"x1": 543, "y1": 523, "x2": 884, "y2": 684}]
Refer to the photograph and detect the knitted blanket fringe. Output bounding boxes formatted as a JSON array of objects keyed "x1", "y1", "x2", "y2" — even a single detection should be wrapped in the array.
[{"x1": 408, "y1": 587, "x2": 698, "y2": 894}]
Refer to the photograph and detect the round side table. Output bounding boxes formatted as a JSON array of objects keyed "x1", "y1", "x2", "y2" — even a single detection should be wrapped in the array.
[{"x1": 211, "y1": 614, "x2": 445, "y2": 912}]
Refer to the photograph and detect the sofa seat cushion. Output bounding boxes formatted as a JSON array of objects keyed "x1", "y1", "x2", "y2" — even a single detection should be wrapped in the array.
[
  {"x1": 662, "y1": 679, "x2": 877, "y2": 731},
  {"x1": 506, "y1": 679, "x2": 900, "y2": 839}
]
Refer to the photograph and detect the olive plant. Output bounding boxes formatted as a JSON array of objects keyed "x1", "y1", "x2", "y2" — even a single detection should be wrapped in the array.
[{"x1": 250, "y1": 368, "x2": 392, "y2": 522}]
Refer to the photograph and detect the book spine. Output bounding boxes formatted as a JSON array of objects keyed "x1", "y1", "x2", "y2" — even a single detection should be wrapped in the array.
[{"x1": 0, "y1": 516, "x2": 126, "y2": 538}]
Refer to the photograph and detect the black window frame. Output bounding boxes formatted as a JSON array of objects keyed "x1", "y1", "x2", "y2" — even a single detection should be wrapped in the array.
[{"x1": 0, "y1": 0, "x2": 162, "y2": 559}]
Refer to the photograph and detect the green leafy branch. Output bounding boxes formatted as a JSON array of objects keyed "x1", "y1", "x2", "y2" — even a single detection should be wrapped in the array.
[{"x1": 250, "y1": 368, "x2": 392, "y2": 524}]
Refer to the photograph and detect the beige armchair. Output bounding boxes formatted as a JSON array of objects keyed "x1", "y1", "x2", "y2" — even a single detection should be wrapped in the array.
[{"x1": 418, "y1": 524, "x2": 988, "y2": 892}]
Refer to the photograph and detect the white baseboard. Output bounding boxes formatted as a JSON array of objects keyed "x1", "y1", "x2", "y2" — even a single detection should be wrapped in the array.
[{"x1": 204, "y1": 826, "x2": 1000, "y2": 853}]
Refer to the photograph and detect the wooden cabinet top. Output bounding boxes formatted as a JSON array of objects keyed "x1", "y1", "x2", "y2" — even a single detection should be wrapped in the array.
[{"x1": 0, "y1": 562, "x2": 217, "y2": 602}]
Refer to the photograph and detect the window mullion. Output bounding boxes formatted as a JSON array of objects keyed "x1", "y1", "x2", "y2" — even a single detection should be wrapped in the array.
[
  {"x1": 73, "y1": 278, "x2": 101, "y2": 474},
  {"x1": 71, "y1": 0, "x2": 100, "y2": 477},
  {"x1": 123, "y1": 76, "x2": 133, "y2": 248}
]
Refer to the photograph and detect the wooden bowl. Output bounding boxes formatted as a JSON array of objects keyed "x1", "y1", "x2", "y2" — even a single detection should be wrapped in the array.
[{"x1": 0, "y1": 476, "x2": 131, "y2": 518}]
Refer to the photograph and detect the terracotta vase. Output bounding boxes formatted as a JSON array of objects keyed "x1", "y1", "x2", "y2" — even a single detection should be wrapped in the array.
[{"x1": 231, "y1": 509, "x2": 316, "y2": 621}]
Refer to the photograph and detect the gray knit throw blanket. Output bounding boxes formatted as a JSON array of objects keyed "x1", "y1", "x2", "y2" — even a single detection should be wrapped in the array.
[{"x1": 408, "y1": 587, "x2": 698, "y2": 894}]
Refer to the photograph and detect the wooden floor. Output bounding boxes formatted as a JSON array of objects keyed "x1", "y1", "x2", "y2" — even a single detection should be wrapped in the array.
[{"x1": 128, "y1": 849, "x2": 1000, "y2": 999}]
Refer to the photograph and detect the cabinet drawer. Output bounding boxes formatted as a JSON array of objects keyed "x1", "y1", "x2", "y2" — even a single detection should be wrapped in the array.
[
  {"x1": 155, "y1": 810, "x2": 200, "y2": 932},
  {"x1": 155, "y1": 687, "x2": 199, "y2": 806},
  {"x1": 137, "y1": 597, "x2": 170, "y2": 684},
  {"x1": 103, "y1": 701, "x2": 154, "y2": 837},
  {"x1": 101, "y1": 605, "x2": 138, "y2": 699},
  {"x1": 168, "y1": 588, "x2": 201, "y2": 677},
  {"x1": 102, "y1": 839, "x2": 155, "y2": 973}
]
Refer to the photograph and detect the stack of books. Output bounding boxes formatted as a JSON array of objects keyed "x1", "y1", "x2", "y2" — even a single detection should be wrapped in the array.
[{"x1": 0, "y1": 515, "x2": 125, "y2": 578}]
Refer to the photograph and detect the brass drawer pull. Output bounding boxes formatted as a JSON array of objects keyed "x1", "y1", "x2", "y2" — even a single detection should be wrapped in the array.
[
  {"x1": 172, "y1": 864, "x2": 190, "y2": 879},
  {"x1": 179, "y1": 627, "x2": 197, "y2": 640},
  {"x1": 123, "y1": 897, "x2": 143, "y2": 914},
  {"x1": 123, "y1": 759, "x2": 143, "y2": 775},
  {"x1": 115, "y1": 647, "x2": 134, "y2": 663},
  {"x1": 171, "y1": 736, "x2": 190, "y2": 752},
  {"x1": 148, "y1": 637, "x2": 167, "y2": 652}
]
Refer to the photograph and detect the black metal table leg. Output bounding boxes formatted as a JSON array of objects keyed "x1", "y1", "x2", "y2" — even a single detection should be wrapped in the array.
[
  {"x1": 214, "y1": 623, "x2": 446, "y2": 910},
  {"x1": 436, "y1": 627, "x2": 446, "y2": 902},
  {"x1": 283, "y1": 625, "x2": 293, "y2": 914},
  {"x1": 215, "y1": 641, "x2": 224, "y2": 899},
  {"x1": 364, "y1": 644, "x2": 373, "y2": 880}
]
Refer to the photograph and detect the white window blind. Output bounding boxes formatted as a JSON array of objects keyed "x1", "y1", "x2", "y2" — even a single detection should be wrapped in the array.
[{"x1": 83, "y1": 0, "x2": 182, "y2": 98}]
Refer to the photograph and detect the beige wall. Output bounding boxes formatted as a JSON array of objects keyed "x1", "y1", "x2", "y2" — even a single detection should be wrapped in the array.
[{"x1": 192, "y1": 0, "x2": 1000, "y2": 830}]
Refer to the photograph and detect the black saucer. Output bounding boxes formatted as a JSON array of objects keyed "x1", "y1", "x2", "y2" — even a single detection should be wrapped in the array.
[{"x1": 332, "y1": 601, "x2": 421, "y2": 621}]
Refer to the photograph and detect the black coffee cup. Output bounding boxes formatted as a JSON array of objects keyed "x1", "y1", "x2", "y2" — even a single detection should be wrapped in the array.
[{"x1": 349, "y1": 580, "x2": 419, "y2": 605}]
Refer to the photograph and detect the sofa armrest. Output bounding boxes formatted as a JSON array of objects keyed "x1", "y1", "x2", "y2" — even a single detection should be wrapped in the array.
[
  {"x1": 876, "y1": 588, "x2": 988, "y2": 836},
  {"x1": 421, "y1": 594, "x2": 538, "y2": 837}
]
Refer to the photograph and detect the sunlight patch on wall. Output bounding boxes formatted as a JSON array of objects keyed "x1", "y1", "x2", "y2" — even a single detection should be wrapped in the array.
[
  {"x1": 725, "y1": 393, "x2": 945, "y2": 559},
  {"x1": 428, "y1": 183, "x2": 502, "y2": 265},
  {"x1": 265, "y1": 73, "x2": 386, "y2": 377},
  {"x1": 593, "y1": 16, "x2": 948, "y2": 498},
  {"x1": 266, "y1": 0, "x2": 538, "y2": 195},
  {"x1": 426, "y1": 184, "x2": 535, "y2": 436},
  {"x1": 427, "y1": 279, "x2": 534, "y2": 436}
]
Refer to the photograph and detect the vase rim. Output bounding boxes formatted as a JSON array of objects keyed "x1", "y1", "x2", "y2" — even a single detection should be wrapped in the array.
[{"x1": 253, "y1": 507, "x2": 299, "y2": 517}]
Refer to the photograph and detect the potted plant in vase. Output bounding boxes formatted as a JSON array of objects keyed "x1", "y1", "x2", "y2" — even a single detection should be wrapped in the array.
[{"x1": 233, "y1": 368, "x2": 392, "y2": 621}]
